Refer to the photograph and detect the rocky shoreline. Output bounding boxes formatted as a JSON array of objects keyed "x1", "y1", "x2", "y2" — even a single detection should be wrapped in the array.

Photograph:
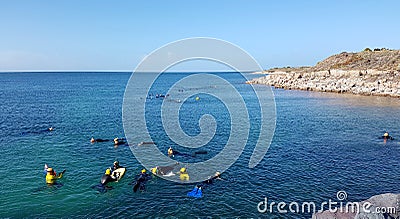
[
  {"x1": 312, "y1": 193, "x2": 400, "y2": 219},
  {"x1": 247, "y1": 69, "x2": 400, "y2": 97},
  {"x1": 247, "y1": 49, "x2": 400, "y2": 98}
]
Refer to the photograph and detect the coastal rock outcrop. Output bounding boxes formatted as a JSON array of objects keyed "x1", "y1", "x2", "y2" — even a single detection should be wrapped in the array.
[
  {"x1": 312, "y1": 193, "x2": 400, "y2": 219},
  {"x1": 248, "y1": 49, "x2": 400, "y2": 98}
]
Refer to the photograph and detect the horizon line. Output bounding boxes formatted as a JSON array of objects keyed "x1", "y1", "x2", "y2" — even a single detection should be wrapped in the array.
[{"x1": 0, "y1": 69, "x2": 258, "y2": 73}]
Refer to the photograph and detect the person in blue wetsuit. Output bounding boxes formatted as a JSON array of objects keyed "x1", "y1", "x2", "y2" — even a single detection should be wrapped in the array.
[{"x1": 187, "y1": 172, "x2": 222, "y2": 198}]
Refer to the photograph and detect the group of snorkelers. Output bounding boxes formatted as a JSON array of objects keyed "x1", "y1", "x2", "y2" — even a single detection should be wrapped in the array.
[
  {"x1": 138, "y1": 164, "x2": 221, "y2": 194},
  {"x1": 147, "y1": 93, "x2": 170, "y2": 99},
  {"x1": 39, "y1": 126, "x2": 221, "y2": 195},
  {"x1": 97, "y1": 145, "x2": 221, "y2": 193},
  {"x1": 45, "y1": 159, "x2": 221, "y2": 196},
  {"x1": 100, "y1": 161, "x2": 124, "y2": 185}
]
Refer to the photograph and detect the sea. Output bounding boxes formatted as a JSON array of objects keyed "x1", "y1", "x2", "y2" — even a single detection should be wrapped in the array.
[{"x1": 1, "y1": 72, "x2": 399, "y2": 218}]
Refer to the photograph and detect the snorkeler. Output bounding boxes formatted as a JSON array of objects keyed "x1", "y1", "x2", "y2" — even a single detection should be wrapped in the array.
[
  {"x1": 21, "y1": 127, "x2": 55, "y2": 135},
  {"x1": 111, "y1": 161, "x2": 122, "y2": 171},
  {"x1": 203, "y1": 171, "x2": 222, "y2": 184},
  {"x1": 90, "y1": 137, "x2": 111, "y2": 143},
  {"x1": 110, "y1": 161, "x2": 124, "y2": 178},
  {"x1": 168, "y1": 147, "x2": 174, "y2": 156},
  {"x1": 113, "y1": 137, "x2": 127, "y2": 145},
  {"x1": 179, "y1": 167, "x2": 189, "y2": 181},
  {"x1": 133, "y1": 169, "x2": 151, "y2": 192},
  {"x1": 45, "y1": 167, "x2": 65, "y2": 184},
  {"x1": 187, "y1": 184, "x2": 203, "y2": 198},
  {"x1": 100, "y1": 169, "x2": 117, "y2": 185},
  {"x1": 137, "y1": 141, "x2": 156, "y2": 146},
  {"x1": 150, "y1": 162, "x2": 179, "y2": 176},
  {"x1": 382, "y1": 132, "x2": 394, "y2": 140}
]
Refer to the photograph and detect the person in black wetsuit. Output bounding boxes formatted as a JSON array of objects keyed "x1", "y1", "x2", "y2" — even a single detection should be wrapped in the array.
[
  {"x1": 167, "y1": 147, "x2": 193, "y2": 158},
  {"x1": 382, "y1": 132, "x2": 394, "y2": 140},
  {"x1": 187, "y1": 171, "x2": 221, "y2": 197},
  {"x1": 21, "y1": 127, "x2": 54, "y2": 135},
  {"x1": 168, "y1": 147, "x2": 174, "y2": 157},
  {"x1": 90, "y1": 137, "x2": 110, "y2": 143},
  {"x1": 113, "y1": 137, "x2": 127, "y2": 145},
  {"x1": 101, "y1": 169, "x2": 117, "y2": 185},
  {"x1": 132, "y1": 169, "x2": 151, "y2": 192},
  {"x1": 203, "y1": 171, "x2": 222, "y2": 184},
  {"x1": 110, "y1": 161, "x2": 124, "y2": 178},
  {"x1": 111, "y1": 161, "x2": 122, "y2": 171},
  {"x1": 150, "y1": 162, "x2": 179, "y2": 176}
]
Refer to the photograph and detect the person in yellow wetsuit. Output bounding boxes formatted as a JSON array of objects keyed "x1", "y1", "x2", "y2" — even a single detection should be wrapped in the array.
[
  {"x1": 179, "y1": 167, "x2": 189, "y2": 181},
  {"x1": 45, "y1": 167, "x2": 64, "y2": 184}
]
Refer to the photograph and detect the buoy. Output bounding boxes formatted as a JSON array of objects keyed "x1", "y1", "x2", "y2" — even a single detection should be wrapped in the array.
[{"x1": 195, "y1": 96, "x2": 200, "y2": 101}]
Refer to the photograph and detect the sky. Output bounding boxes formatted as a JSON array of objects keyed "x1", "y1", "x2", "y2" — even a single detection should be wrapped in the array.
[{"x1": 0, "y1": 0, "x2": 399, "y2": 71}]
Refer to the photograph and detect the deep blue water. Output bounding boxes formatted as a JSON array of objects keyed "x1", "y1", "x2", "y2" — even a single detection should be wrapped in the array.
[{"x1": 1, "y1": 72, "x2": 400, "y2": 218}]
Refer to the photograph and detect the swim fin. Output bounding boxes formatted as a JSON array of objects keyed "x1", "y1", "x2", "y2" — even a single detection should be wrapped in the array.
[
  {"x1": 133, "y1": 181, "x2": 139, "y2": 192},
  {"x1": 187, "y1": 187, "x2": 203, "y2": 198}
]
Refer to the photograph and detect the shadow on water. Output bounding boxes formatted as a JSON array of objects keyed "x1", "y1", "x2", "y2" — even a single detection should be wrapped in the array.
[
  {"x1": 91, "y1": 184, "x2": 114, "y2": 194},
  {"x1": 32, "y1": 183, "x2": 64, "y2": 194}
]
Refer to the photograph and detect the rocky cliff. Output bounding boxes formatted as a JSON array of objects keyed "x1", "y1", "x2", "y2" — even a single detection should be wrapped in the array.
[{"x1": 248, "y1": 49, "x2": 400, "y2": 97}]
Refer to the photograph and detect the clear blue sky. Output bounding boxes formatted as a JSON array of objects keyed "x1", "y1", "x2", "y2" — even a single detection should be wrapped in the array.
[{"x1": 0, "y1": 0, "x2": 399, "y2": 71}]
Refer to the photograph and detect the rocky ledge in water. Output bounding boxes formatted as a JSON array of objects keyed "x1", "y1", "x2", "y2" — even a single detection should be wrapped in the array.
[
  {"x1": 312, "y1": 193, "x2": 400, "y2": 219},
  {"x1": 247, "y1": 49, "x2": 400, "y2": 98}
]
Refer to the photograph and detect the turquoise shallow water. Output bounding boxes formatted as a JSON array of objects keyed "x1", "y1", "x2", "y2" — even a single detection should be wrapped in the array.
[{"x1": 1, "y1": 72, "x2": 400, "y2": 218}]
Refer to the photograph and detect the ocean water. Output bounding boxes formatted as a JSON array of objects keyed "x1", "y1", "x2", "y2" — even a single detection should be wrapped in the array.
[{"x1": 1, "y1": 72, "x2": 400, "y2": 218}]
